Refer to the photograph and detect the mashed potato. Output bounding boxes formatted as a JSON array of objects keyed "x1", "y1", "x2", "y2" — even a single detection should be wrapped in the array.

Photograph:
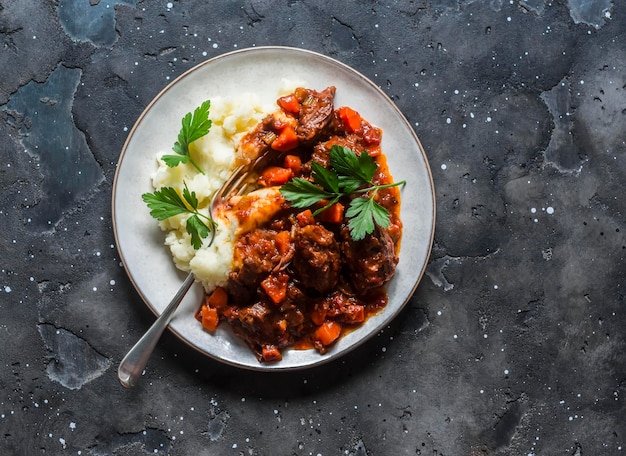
[{"x1": 150, "y1": 80, "x2": 302, "y2": 292}]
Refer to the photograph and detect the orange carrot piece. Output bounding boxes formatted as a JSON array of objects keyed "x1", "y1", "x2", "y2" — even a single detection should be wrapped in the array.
[
  {"x1": 200, "y1": 305, "x2": 219, "y2": 332},
  {"x1": 313, "y1": 321, "x2": 342, "y2": 347},
  {"x1": 277, "y1": 94, "x2": 301, "y2": 114},
  {"x1": 310, "y1": 302, "x2": 328, "y2": 326},
  {"x1": 261, "y1": 272, "x2": 289, "y2": 304},
  {"x1": 271, "y1": 126, "x2": 298, "y2": 151},
  {"x1": 296, "y1": 209, "x2": 315, "y2": 226},
  {"x1": 261, "y1": 344, "x2": 282, "y2": 362},
  {"x1": 337, "y1": 106, "x2": 362, "y2": 133},
  {"x1": 283, "y1": 154, "x2": 302, "y2": 175},
  {"x1": 366, "y1": 145, "x2": 382, "y2": 157},
  {"x1": 274, "y1": 230, "x2": 291, "y2": 255},
  {"x1": 258, "y1": 166, "x2": 293, "y2": 187},
  {"x1": 318, "y1": 202, "x2": 344, "y2": 224},
  {"x1": 207, "y1": 286, "x2": 228, "y2": 310}
]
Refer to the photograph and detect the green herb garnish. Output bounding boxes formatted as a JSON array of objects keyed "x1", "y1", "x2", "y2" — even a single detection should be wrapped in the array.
[
  {"x1": 280, "y1": 145, "x2": 405, "y2": 241},
  {"x1": 142, "y1": 184, "x2": 215, "y2": 250},
  {"x1": 160, "y1": 100, "x2": 212, "y2": 174}
]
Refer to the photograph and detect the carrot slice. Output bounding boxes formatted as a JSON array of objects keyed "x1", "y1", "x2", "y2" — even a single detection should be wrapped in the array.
[
  {"x1": 261, "y1": 272, "x2": 289, "y2": 305},
  {"x1": 271, "y1": 126, "x2": 298, "y2": 151},
  {"x1": 296, "y1": 209, "x2": 315, "y2": 226},
  {"x1": 277, "y1": 94, "x2": 301, "y2": 114},
  {"x1": 200, "y1": 305, "x2": 219, "y2": 332},
  {"x1": 318, "y1": 202, "x2": 344, "y2": 224},
  {"x1": 274, "y1": 230, "x2": 291, "y2": 255},
  {"x1": 207, "y1": 286, "x2": 228, "y2": 310},
  {"x1": 313, "y1": 321, "x2": 342, "y2": 347},
  {"x1": 310, "y1": 302, "x2": 328, "y2": 326},
  {"x1": 261, "y1": 344, "x2": 282, "y2": 362},
  {"x1": 283, "y1": 154, "x2": 302, "y2": 175},
  {"x1": 258, "y1": 166, "x2": 293, "y2": 187},
  {"x1": 337, "y1": 106, "x2": 362, "y2": 133}
]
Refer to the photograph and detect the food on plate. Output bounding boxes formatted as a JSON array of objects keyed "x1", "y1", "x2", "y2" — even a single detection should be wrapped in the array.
[{"x1": 143, "y1": 85, "x2": 404, "y2": 362}]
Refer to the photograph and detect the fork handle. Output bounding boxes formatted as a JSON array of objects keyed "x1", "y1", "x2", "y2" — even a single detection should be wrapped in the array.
[{"x1": 118, "y1": 273, "x2": 195, "y2": 388}]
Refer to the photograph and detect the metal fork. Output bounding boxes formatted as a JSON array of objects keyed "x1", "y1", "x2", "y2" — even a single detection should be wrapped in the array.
[{"x1": 117, "y1": 155, "x2": 268, "y2": 388}]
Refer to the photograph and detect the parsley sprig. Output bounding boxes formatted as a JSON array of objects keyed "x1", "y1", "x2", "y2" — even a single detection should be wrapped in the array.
[
  {"x1": 142, "y1": 184, "x2": 215, "y2": 250},
  {"x1": 143, "y1": 100, "x2": 214, "y2": 250},
  {"x1": 160, "y1": 100, "x2": 212, "y2": 174},
  {"x1": 280, "y1": 145, "x2": 405, "y2": 241}
]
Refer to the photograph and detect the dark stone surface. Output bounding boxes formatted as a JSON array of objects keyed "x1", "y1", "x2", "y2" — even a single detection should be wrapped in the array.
[{"x1": 1, "y1": 1, "x2": 625, "y2": 454}]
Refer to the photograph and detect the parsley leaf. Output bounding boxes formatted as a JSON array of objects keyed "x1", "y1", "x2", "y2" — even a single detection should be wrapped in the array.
[
  {"x1": 280, "y1": 145, "x2": 405, "y2": 241},
  {"x1": 346, "y1": 196, "x2": 391, "y2": 241},
  {"x1": 161, "y1": 100, "x2": 211, "y2": 174},
  {"x1": 142, "y1": 187, "x2": 189, "y2": 220},
  {"x1": 311, "y1": 162, "x2": 340, "y2": 193},
  {"x1": 186, "y1": 214, "x2": 211, "y2": 250},
  {"x1": 142, "y1": 183, "x2": 215, "y2": 250},
  {"x1": 330, "y1": 145, "x2": 377, "y2": 183},
  {"x1": 280, "y1": 178, "x2": 336, "y2": 208}
]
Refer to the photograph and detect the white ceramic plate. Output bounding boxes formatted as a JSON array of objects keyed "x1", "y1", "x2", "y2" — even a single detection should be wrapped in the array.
[{"x1": 112, "y1": 46, "x2": 435, "y2": 371}]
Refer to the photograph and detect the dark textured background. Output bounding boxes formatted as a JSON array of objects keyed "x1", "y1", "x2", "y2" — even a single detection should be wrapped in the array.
[{"x1": 1, "y1": 1, "x2": 625, "y2": 454}]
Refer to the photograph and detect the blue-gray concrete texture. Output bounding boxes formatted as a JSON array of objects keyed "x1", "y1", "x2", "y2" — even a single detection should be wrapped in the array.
[{"x1": 1, "y1": 1, "x2": 625, "y2": 454}]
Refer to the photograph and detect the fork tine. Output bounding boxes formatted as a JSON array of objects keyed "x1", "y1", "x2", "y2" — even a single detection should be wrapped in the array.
[
  {"x1": 213, "y1": 150, "x2": 275, "y2": 207},
  {"x1": 206, "y1": 150, "x2": 276, "y2": 247},
  {"x1": 217, "y1": 165, "x2": 246, "y2": 199}
]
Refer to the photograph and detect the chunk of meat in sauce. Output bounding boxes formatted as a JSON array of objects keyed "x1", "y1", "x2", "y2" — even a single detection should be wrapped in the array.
[
  {"x1": 324, "y1": 290, "x2": 366, "y2": 324},
  {"x1": 340, "y1": 225, "x2": 398, "y2": 295},
  {"x1": 231, "y1": 301, "x2": 289, "y2": 362},
  {"x1": 292, "y1": 224, "x2": 342, "y2": 294},
  {"x1": 227, "y1": 280, "x2": 311, "y2": 362},
  {"x1": 232, "y1": 229, "x2": 284, "y2": 284},
  {"x1": 293, "y1": 86, "x2": 336, "y2": 142},
  {"x1": 228, "y1": 228, "x2": 294, "y2": 303},
  {"x1": 237, "y1": 87, "x2": 336, "y2": 163}
]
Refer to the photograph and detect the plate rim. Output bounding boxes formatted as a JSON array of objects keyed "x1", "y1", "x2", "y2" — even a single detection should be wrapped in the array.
[{"x1": 112, "y1": 45, "x2": 436, "y2": 371}]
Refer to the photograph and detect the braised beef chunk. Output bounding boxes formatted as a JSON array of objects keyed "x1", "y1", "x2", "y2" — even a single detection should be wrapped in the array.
[
  {"x1": 324, "y1": 290, "x2": 366, "y2": 324},
  {"x1": 229, "y1": 301, "x2": 291, "y2": 362},
  {"x1": 294, "y1": 86, "x2": 336, "y2": 142},
  {"x1": 292, "y1": 224, "x2": 342, "y2": 294},
  {"x1": 237, "y1": 116, "x2": 272, "y2": 163},
  {"x1": 231, "y1": 228, "x2": 285, "y2": 287},
  {"x1": 340, "y1": 225, "x2": 398, "y2": 295},
  {"x1": 238, "y1": 302, "x2": 272, "y2": 329}
]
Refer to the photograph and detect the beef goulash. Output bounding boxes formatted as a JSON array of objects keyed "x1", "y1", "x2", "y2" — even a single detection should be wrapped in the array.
[{"x1": 197, "y1": 86, "x2": 403, "y2": 362}]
